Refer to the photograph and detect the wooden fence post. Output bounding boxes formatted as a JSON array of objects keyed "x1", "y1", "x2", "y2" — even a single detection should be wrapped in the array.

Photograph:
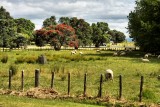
[
  {"x1": 8, "y1": 70, "x2": 12, "y2": 89},
  {"x1": 51, "y1": 71, "x2": 54, "y2": 88},
  {"x1": 98, "y1": 74, "x2": 103, "y2": 97},
  {"x1": 21, "y1": 70, "x2": 24, "y2": 90},
  {"x1": 119, "y1": 75, "x2": 122, "y2": 100},
  {"x1": 139, "y1": 76, "x2": 144, "y2": 102},
  {"x1": 83, "y1": 73, "x2": 87, "y2": 97},
  {"x1": 68, "y1": 72, "x2": 70, "y2": 96},
  {"x1": 35, "y1": 69, "x2": 40, "y2": 87}
]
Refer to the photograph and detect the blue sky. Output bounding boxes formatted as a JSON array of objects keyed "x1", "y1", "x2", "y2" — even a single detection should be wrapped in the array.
[{"x1": 1, "y1": 0, "x2": 136, "y2": 37}]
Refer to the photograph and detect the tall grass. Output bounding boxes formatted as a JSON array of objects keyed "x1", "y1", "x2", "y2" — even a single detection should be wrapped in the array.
[{"x1": 0, "y1": 50, "x2": 160, "y2": 104}]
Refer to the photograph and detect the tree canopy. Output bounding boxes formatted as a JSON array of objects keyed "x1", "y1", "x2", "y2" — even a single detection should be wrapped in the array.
[
  {"x1": 0, "y1": 6, "x2": 35, "y2": 49},
  {"x1": 128, "y1": 0, "x2": 160, "y2": 53},
  {"x1": 35, "y1": 24, "x2": 78, "y2": 50},
  {"x1": 0, "y1": 6, "x2": 127, "y2": 50},
  {"x1": 91, "y1": 22, "x2": 110, "y2": 47}
]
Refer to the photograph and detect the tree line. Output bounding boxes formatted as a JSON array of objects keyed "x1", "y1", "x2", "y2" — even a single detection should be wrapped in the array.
[
  {"x1": 0, "y1": 6, "x2": 126, "y2": 50},
  {"x1": 128, "y1": 0, "x2": 160, "y2": 53}
]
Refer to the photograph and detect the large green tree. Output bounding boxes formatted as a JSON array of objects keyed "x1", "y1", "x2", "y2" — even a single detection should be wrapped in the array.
[
  {"x1": 128, "y1": 0, "x2": 160, "y2": 53},
  {"x1": 0, "y1": 6, "x2": 16, "y2": 50},
  {"x1": 0, "y1": 6, "x2": 35, "y2": 49},
  {"x1": 59, "y1": 17, "x2": 93, "y2": 47},
  {"x1": 43, "y1": 16, "x2": 57, "y2": 28},
  {"x1": 91, "y1": 22, "x2": 110, "y2": 47},
  {"x1": 108, "y1": 30, "x2": 125, "y2": 43},
  {"x1": 14, "y1": 18, "x2": 35, "y2": 48}
]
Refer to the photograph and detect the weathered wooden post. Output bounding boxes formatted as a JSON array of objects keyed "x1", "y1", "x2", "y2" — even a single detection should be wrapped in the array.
[
  {"x1": 8, "y1": 70, "x2": 12, "y2": 89},
  {"x1": 98, "y1": 74, "x2": 103, "y2": 97},
  {"x1": 51, "y1": 71, "x2": 54, "y2": 88},
  {"x1": 35, "y1": 69, "x2": 40, "y2": 87},
  {"x1": 139, "y1": 76, "x2": 144, "y2": 102},
  {"x1": 83, "y1": 73, "x2": 87, "y2": 97},
  {"x1": 21, "y1": 70, "x2": 24, "y2": 90},
  {"x1": 119, "y1": 75, "x2": 122, "y2": 100},
  {"x1": 68, "y1": 72, "x2": 70, "y2": 96}
]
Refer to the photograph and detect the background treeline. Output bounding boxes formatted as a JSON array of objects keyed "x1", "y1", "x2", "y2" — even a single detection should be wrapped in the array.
[
  {"x1": 0, "y1": 6, "x2": 125, "y2": 50},
  {"x1": 128, "y1": 0, "x2": 160, "y2": 53}
]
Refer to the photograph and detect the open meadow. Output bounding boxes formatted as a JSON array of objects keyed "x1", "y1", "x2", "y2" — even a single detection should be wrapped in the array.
[{"x1": 0, "y1": 49, "x2": 160, "y2": 106}]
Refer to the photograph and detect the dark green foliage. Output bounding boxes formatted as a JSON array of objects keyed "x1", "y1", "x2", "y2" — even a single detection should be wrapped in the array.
[
  {"x1": 108, "y1": 30, "x2": 126, "y2": 43},
  {"x1": 43, "y1": 16, "x2": 57, "y2": 28},
  {"x1": 14, "y1": 18, "x2": 35, "y2": 36},
  {"x1": 91, "y1": 22, "x2": 110, "y2": 47},
  {"x1": 0, "y1": 6, "x2": 35, "y2": 49},
  {"x1": 128, "y1": 0, "x2": 160, "y2": 53},
  {"x1": 0, "y1": 6, "x2": 13, "y2": 19}
]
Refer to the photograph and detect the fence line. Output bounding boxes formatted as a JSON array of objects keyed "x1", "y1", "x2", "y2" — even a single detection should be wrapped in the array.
[{"x1": 0, "y1": 69, "x2": 144, "y2": 102}]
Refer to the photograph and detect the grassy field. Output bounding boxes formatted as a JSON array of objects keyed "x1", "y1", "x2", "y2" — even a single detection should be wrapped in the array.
[
  {"x1": 0, "y1": 95, "x2": 104, "y2": 107},
  {"x1": 0, "y1": 49, "x2": 160, "y2": 106}
]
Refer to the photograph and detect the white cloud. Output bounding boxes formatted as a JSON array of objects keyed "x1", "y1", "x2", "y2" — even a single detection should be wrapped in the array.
[{"x1": 0, "y1": 0, "x2": 136, "y2": 37}]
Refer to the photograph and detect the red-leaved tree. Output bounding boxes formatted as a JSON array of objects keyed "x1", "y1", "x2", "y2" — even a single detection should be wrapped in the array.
[{"x1": 35, "y1": 24, "x2": 78, "y2": 50}]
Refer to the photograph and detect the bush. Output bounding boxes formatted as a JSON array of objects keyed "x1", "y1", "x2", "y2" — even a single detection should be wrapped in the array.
[
  {"x1": 9, "y1": 64, "x2": 18, "y2": 76},
  {"x1": 15, "y1": 56, "x2": 37, "y2": 64},
  {"x1": 1, "y1": 55, "x2": 8, "y2": 63}
]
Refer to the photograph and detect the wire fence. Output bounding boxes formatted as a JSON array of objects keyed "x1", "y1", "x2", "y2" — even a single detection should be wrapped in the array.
[{"x1": 0, "y1": 69, "x2": 145, "y2": 102}]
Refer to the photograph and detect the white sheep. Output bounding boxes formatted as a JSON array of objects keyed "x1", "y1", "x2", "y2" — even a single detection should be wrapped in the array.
[
  {"x1": 71, "y1": 50, "x2": 77, "y2": 55},
  {"x1": 96, "y1": 50, "x2": 101, "y2": 53},
  {"x1": 79, "y1": 51, "x2": 83, "y2": 55},
  {"x1": 113, "y1": 52, "x2": 118, "y2": 56},
  {"x1": 158, "y1": 55, "x2": 160, "y2": 59},
  {"x1": 141, "y1": 58, "x2": 150, "y2": 62},
  {"x1": 119, "y1": 51, "x2": 126, "y2": 56},
  {"x1": 144, "y1": 54, "x2": 149, "y2": 58},
  {"x1": 105, "y1": 69, "x2": 113, "y2": 80}
]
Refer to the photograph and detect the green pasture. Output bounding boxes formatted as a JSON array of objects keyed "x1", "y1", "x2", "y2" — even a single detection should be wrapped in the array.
[
  {"x1": 0, "y1": 95, "x2": 104, "y2": 107},
  {"x1": 0, "y1": 49, "x2": 160, "y2": 105}
]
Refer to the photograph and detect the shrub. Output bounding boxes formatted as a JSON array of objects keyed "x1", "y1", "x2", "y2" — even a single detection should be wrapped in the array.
[
  {"x1": 15, "y1": 56, "x2": 37, "y2": 64},
  {"x1": 1, "y1": 55, "x2": 8, "y2": 63},
  {"x1": 9, "y1": 64, "x2": 18, "y2": 76}
]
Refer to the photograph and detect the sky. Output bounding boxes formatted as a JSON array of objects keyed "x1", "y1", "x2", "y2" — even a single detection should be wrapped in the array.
[{"x1": 0, "y1": 0, "x2": 136, "y2": 38}]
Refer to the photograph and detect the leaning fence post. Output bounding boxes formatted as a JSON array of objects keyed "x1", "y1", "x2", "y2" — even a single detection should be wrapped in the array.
[
  {"x1": 139, "y1": 76, "x2": 144, "y2": 102},
  {"x1": 83, "y1": 73, "x2": 87, "y2": 97},
  {"x1": 35, "y1": 69, "x2": 40, "y2": 87},
  {"x1": 8, "y1": 70, "x2": 12, "y2": 89},
  {"x1": 68, "y1": 72, "x2": 70, "y2": 96},
  {"x1": 21, "y1": 70, "x2": 24, "y2": 90},
  {"x1": 119, "y1": 75, "x2": 122, "y2": 100},
  {"x1": 98, "y1": 74, "x2": 103, "y2": 97},
  {"x1": 51, "y1": 71, "x2": 54, "y2": 88}
]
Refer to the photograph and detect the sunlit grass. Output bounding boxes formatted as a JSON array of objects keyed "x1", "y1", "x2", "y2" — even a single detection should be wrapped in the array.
[{"x1": 0, "y1": 50, "x2": 160, "y2": 104}]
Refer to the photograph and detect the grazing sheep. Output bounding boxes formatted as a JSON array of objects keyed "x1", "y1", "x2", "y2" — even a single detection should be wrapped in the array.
[
  {"x1": 141, "y1": 58, "x2": 150, "y2": 62},
  {"x1": 71, "y1": 50, "x2": 77, "y2": 55},
  {"x1": 96, "y1": 50, "x2": 101, "y2": 53},
  {"x1": 144, "y1": 54, "x2": 149, "y2": 58},
  {"x1": 158, "y1": 55, "x2": 160, "y2": 59},
  {"x1": 79, "y1": 51, "x2": 83, "y2": 55},
  {"x1": 119, "y1": 51, "x2": 126, "y2": 56},
  {"x1": 105, "y1": 69, "x2": 113, "y2": 80},
  {"x1": 113, "y1": 52, "x2": 118, "y2": 56}
]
